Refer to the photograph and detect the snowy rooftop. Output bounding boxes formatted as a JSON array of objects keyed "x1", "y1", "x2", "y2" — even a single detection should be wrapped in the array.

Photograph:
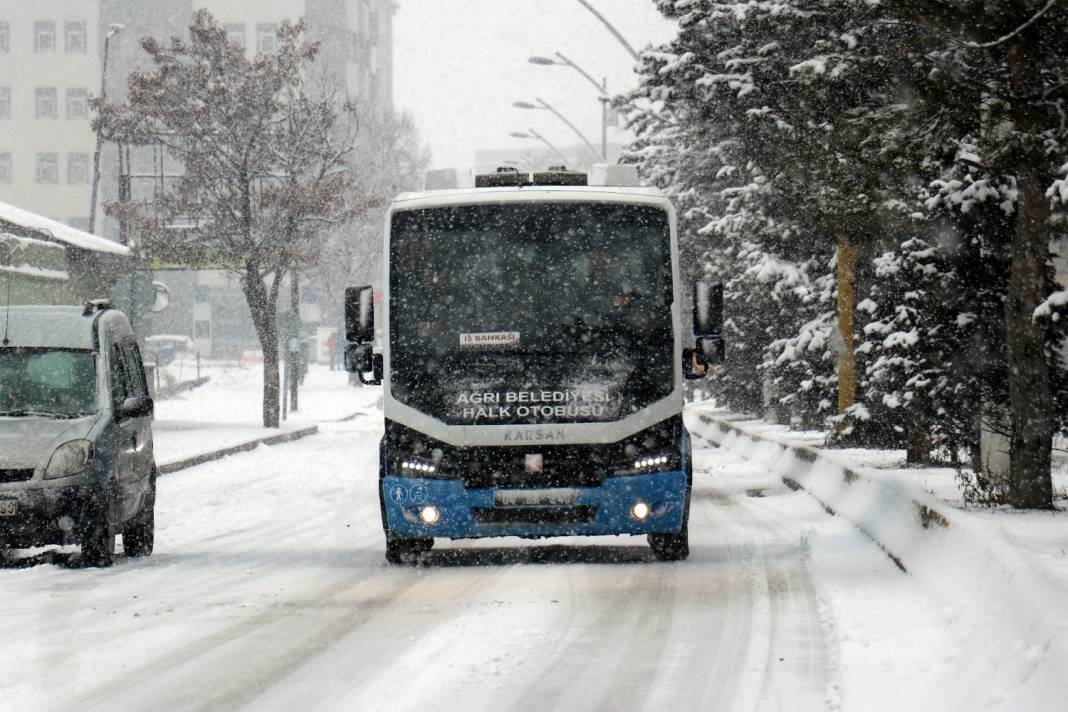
[{"x1": 0, "y1": 200, "x2": 131, "y2": 257}]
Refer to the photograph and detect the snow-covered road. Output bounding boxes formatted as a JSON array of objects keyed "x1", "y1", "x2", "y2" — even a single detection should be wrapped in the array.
[{"x1": 3, "y1": 413, "x2": 970, "y2": 711}]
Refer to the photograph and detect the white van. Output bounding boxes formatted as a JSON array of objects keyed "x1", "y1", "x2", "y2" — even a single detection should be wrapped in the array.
[{"x1": 0, "y1": 302, "x2": 156, "y2": 567}]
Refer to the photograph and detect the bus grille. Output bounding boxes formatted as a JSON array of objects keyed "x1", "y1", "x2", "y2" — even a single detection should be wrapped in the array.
[{"x1": 472, "y1": 505, "x2": 597, "y2": 526}]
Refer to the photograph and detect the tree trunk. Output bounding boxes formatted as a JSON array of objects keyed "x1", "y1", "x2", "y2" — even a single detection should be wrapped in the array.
[
  {"x1": 906, "y1": 425, "x2": 930, "y2": 465},
  {"x1": 243, "y1": 263, "x2": 281, "y2": 428},
  {"x1": 1003, "y1": 35, "x2": 1054, "y2": 508},
  {"x1": 290, "y1": 270, "x2": 300, "y2": 412}
]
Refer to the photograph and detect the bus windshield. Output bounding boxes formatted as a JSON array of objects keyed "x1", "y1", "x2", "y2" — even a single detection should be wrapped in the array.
[{"x1": 389, "y1": 201, "x2": 674, "y2": 425}]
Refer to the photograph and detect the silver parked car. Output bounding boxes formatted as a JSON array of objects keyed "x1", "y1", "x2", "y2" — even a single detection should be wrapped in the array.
[{"x1": 0, "y1": 302, "x2": 156, "y2": 567}]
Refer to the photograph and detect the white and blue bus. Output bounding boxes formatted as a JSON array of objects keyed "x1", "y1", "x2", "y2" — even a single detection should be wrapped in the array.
[{"x1": 346, "y1": 166, "x2": 723, "y2": 564}]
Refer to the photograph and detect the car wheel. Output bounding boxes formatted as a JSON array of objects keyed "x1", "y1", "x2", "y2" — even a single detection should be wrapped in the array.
[
  {"x1": 123, "y1": 473, "x2": 156, "y2": 558},
  {"x1": 384, "y1": 534, "x2": 433, "y2": 565},
  {"x1": 648, "y1": 524, "x2": 689, "y2": 562}
]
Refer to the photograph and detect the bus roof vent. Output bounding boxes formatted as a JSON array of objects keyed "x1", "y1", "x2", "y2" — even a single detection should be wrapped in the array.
[
  {"x1": 475, "y1": 170, "x2": 530, "y2": 188},
  {"x1": 590, "y1": 163, "x2": 640, "y2": 187},
  {"x1": 531, "y1": 170, "x2": 587, "y2": 186}
]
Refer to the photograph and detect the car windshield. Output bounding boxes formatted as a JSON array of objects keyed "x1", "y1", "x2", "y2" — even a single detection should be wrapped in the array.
[{"x1": 0, "y1": 348, "x2": 98, "y2": 418}]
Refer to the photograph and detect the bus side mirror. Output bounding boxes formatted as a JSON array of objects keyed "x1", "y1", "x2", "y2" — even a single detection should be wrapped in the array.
[
  {"x1": 693, "y1": 280, "x2": 724, "y2": 365},
  {"x1": 344, "y1": 343, "x2": 383, "y2": 385},
  {"x1": 345, "y1": 286, "x2": 375, "y2": 345}
]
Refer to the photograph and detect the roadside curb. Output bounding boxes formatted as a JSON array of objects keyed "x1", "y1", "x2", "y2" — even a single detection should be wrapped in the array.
[
  {"x1": 157, "y1": 425, "x2": 319, "y2": 475},
  {"x1": 696, "y1": 412, "x2": 951, "y2": 572}
]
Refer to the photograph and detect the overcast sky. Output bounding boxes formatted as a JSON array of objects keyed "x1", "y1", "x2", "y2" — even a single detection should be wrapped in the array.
[{"x1": 392, "y1": 0, "x2": 678, "y2": 170}]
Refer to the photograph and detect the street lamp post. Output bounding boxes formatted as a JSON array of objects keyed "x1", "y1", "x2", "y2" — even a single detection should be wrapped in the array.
[
  {"x1": 89, "y1": 23, "x2": 124, "y2": 235},
  {"x1": 513, "y1": 99, "x2": 603, "y2": 162},
  {"x1": 573, "y1": 0, "x2": 640, "y2": 61},
  {"x1": 529, "y1": 52, "x2": 610, "y2": 161},
  {"x1": 509, "y1": 129, "x2": 571, "y2": 165}
]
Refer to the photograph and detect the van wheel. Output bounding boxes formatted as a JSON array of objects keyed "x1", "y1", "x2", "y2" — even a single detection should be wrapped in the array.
[
  {"x1": 385, "y1": 534, "x2": 433, "y2": 565},
  {"x1": 648, "y1": 525, "x2": 689, "y2": 561},
  {"x1": 81, "y1": 520, "x2": 114, "y2": 568},
  {"x1": 123, "y1": 475, "x2": 156, "y2": 557}
]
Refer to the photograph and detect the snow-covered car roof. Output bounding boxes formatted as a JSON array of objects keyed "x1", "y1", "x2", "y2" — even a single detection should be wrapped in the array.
[
  {"x1": 0, "y1": 305, "x2": 115, "y2": 350},
  {"x1": 0, "y1": 200, "x2": 131, "y2": 257}
]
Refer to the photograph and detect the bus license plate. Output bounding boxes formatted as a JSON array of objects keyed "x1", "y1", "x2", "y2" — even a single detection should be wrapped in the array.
[
  {"x1": 494, "y1": 488, "x2": 576, "y2": 507},
  {"x1": 0, "y1": 499, "x2": 17, "y2": 517}
]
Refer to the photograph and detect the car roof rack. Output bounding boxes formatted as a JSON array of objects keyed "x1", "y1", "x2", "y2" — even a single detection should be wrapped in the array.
[{"x1": 83, "y1": 299, "x2": 113, "y2": 316}]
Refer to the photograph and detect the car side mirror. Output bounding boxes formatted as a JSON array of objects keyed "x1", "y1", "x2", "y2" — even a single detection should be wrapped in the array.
[
  {"x1": 345, "y1": 286, "x2": 375, "y2": 345},
  {"x1": 119, "y1": 395, "x2": 153, "y2": 419}
]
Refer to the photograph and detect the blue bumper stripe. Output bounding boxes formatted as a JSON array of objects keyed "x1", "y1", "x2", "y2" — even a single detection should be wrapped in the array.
[{"x1": 382, "y1": 471, "x2": 687, "y2": 540}]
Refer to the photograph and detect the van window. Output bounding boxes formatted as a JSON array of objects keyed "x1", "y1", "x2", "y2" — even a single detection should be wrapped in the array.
[
  {"x1": 109, "y1": 344, "x2": 129, "y2": 408},
  {"x1": 121, "y1": 343, "x2": 148, "y2": 398}
]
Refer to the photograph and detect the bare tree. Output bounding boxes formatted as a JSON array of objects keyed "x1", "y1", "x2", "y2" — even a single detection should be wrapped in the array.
[{"x1": 95, "y1": 10, "x2": 368, "y2": 427}]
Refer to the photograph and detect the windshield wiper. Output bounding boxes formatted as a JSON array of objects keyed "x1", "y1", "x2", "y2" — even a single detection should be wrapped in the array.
[{"x1": 0, "y1": 409, "x2": 82, "y2": 419}]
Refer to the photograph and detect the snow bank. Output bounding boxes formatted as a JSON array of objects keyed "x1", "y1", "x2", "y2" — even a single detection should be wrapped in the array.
[{"x1": 698, "y1": 414, "x2": 1068, "y2": 712}]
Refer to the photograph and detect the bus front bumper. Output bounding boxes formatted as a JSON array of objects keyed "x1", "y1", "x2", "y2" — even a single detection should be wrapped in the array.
[{"x1": 381, "y1": 471, "x2": 687, "y2": 540}]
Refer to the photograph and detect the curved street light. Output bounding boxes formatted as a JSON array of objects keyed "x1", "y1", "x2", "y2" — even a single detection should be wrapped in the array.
[
  {"x1": 509, "y1": 129, "x2": 571, "y2": 165},
  {"x1": 529, "y1": 52, "x2": 607, "y2": 96},
  {"x1": 528, "y1": 52, "x2": 610, "y2": 158},
  {"x1": 513, "y1": 98, "x2": 603, "y2": 162},
  {"x1": 574, "y1": 0, "x2": 640, "y2": 61}
]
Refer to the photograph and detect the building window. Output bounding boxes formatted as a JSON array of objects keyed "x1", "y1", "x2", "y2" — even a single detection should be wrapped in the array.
[
  {"x1": 35, "y1": 87, "x2": 57, "y2": 118},
  {"x1": 66, "y1": 88, "x2": 88, "y2": 119},
  {"x1": 224, "y1": 23, "x2": 245, "y2": 48},
  {"x1": 34, "y1": 21, "x2": 56, "y2": 53},
  {"x1": 36, "y1": 153, "x2": 58, "y2": 183},
  {"x1": 256, "y1": 23, "x2": 277, "y2": 54},
  {"x1": 0, "y1": 87, "x2": 9, "y2": 119},
  {"x1": 0, "y1": 153, "x2": 10, "y2": 184},
  {"x1": 68, "y1": 153, "x2": 90, "y2": 184},
  {"x1": 194, "y1": 285, "x2": 210, "y2": 303},
  {"x1": 194, "y1": 320, "x2": 211, "y2": 338},
  {"x1": 65, "y1": 21, "x2": 86, "y2": 53},
  {"x1": 0, "y1": 21, "x2": 9, "y2": 52}
]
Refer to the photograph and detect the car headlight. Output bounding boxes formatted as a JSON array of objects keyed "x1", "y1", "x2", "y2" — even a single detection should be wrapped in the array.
[{"x1": 44, "y1": 440, "x2": 94, "y2": 480}]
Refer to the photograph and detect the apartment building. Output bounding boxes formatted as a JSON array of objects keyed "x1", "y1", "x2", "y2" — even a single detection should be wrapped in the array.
[
  {"x1": 0, "y1": 1, "x2": 101, "y2": 228},
  {"x1": 0, "y1": 0, "x2": 395, "y2": 237}
]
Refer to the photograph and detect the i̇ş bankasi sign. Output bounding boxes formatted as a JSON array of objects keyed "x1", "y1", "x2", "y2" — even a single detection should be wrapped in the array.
[{"x1": 459, "y1": 331, "x2": 520, "y2": 348}]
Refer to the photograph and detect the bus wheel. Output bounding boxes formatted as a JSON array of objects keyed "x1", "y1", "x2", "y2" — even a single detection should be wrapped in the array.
[
  {"x1": 648, "y1": 526, "x2": 689, "y2": 562},
  {"x1": 385, "y1": 534, "x2": 433, "y2": 565}
]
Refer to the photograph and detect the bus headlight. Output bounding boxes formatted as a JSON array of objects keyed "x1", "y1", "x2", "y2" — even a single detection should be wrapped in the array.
[
  {"x1": 402, "y1": 459, "x2": 438, "y2": 474},
  {"x1": 633, "y1": 455, "x2": 670, "y2": 472},
  {"x1": 419, "y1": 506, "x2": 441, "y2": 525}
]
